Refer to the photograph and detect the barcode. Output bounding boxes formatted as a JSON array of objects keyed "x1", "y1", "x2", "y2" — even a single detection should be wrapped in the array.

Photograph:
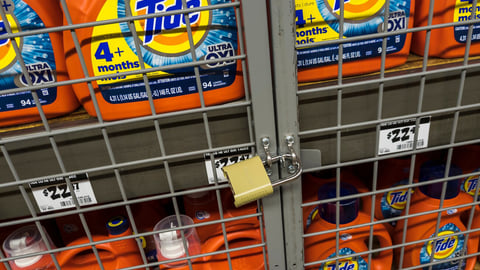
[
  {"x1": 396, "y1": 139, "x2": 424, "y2": 150},
  {"x1": 60, "y1": 196, "x2": 93, "y2": 207}
]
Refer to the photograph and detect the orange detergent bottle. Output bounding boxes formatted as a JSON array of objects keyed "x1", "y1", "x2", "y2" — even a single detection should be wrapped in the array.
[
  {"x1": 393, "y1": 161, "x2": 480, "y2": 270},
  {"x1": 375, "y1": 155, "x2": 428, "y2": 233},
  {"x1": 182, "y1": 189, "x2": 259, "y2": 243},
  {"x1": 0, "y1": 0, "x2": 79, "y2": 127},
  {"x1": 154, "y1": 215, "x2": 264, "y2": 270},
  {"x1": 62, "y1": 0, "x2": 244, "y2": 121},
  {"x1": 302, "y1": 169, "x2": 372, "y2": 231},
  {"x1": 412, "y1": 1, "x2": 480, "y2": 58},
  {"x1": 304, "y1": 182, "x2": 393, "y2": 270},
  {"x1": 57, "y1": 216, "x2": 144, "y2": 270},
  {"x1": 2, "y1": 225, "x2": 57, "y2": 270},
  {"x1": 453, "y1": 144, "x2": 480, "y2": 199},
  {"x1": 295, "y1": 0, "x2": 415, "y2": 82}
]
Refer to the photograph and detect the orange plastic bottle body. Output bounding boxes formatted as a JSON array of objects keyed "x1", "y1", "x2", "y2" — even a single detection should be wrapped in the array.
[
  {"x1": 183, "y1": 189, "x2": 259, "y2": 243},
  {"x1": 0, "y1": 0, "x2": 79, "y2": 127},
  {"x1": 57, "y1": 217, "x2": 144, "y2": 270},
  {"x1": 158, "y1": 228, "x2": 265, "y2": 270},
  {"x1": 304, "y1": 212, "x2": 393, "y2": 270},
  {"x1": 302, "y1": 171, "x2": 372, "y2": 231},
  {"x1": 295, "y1": 0, "x2": 415, "y2": 82},
  {"x1": 394, "y1": 190, "x2": 480, "y2": 270},
  {"x1": 63, "y1": 0, "x2": 244, "y2": 121},
  {"x1": 412, "y1": 1, "x2": 480, "y2": 58}
]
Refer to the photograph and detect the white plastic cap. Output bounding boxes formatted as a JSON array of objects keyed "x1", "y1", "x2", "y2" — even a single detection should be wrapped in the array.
[
  {"x1": 3, "y1": 226, "x2": 46, "y2": 268},
  {"x1": 158, "y1": 230, "x2": 187, "y2": 259}
]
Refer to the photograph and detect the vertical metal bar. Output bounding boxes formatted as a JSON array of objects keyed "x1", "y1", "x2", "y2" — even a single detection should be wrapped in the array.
[
  {"x1": 241, "y1": 0, "x2": 285, "y2": 269},
  {"x1": 268, "y1": 0, "x2": 303, "y2": 269}
]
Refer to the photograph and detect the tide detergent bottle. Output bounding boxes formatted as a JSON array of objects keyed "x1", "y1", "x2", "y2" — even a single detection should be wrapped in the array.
[
  {"x1": 63, "y1": 0, "x2": 244, "y2": 121},
  {"x1": 304, "y1": 182, "x2": 393, "y2": 270},
  {"x1": 375, "y1": 155, "x2": 428, "y2": 233},
  {"x1": 302, "y1": 169, "x2": 372, "y2": 231},
  {"x1": 182, "y1": 188, "x2": 259, "y2": 243},
  {"x1": 295, "y1": 0, "x2": 415, "y2": 82},
  {"x1": 0, "y1": 0, "x2": 79, "y2": 127},
  {"x1": 453, "y1": 144, "x2": 480, "y2": 199},
  {"x1": 412, "y1": 1, "x2": 480, "y2": 58},
  {"x1": 154, "y1": 214, "x2": 265, "y2": 270},
  {"x1": 393, "y1": 161, "x2": 480, "y2": 270},
  {"x1": 57, "y1": 216, "x2": 144, "y2": 270},
  {"x1": 2, "y1": 225, "x2": 57, "y2": 270}
]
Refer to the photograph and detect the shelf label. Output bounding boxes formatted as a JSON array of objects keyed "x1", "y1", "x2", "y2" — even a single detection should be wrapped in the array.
[
  {"x1": 204, "y1": 146, "x2": 253, "y2": 184},
  {"x1": 378, "y1": 116, "x2": 431, "y2": 155},
  {"x1": 30, "y1": 173, "x2": 97, "y2": 212}
]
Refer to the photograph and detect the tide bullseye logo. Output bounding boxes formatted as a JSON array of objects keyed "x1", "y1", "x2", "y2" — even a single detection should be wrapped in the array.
[
  {"x1": 323, "y1": 258, "x2": 358, "y2": 270},
  {"x1": 386, "y1": 187, "x2": 412, "y2": 210},
  {"x1": 326, "y1": 0, "x2": 385, "y2": 21},
  {"x1": 426, "y1": 231, "x2": 458, "y2": 260},
  {"x1": 0, "y1": 14, "x2": 21, "y2": 72},
  {"x1": 130, "y1": 0, "x2": 211, "y2": 56},
  {"x1": 463, "y1": 175, "x2": 479, "y2": 196}
]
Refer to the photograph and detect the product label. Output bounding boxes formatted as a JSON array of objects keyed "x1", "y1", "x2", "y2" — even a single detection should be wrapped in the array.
[
  {"x1": 453, "y1": 0, "x2": 480, "y2": 43},
  {"x1": 29, "y1": 173, "x2": 97, "y2": 212},
  {"x1": 419, "y1": 223, "x2": 466, "y2": 270},
  {"x1": 204, "y1": 146, "x2": 252, "y2": 184},
  {"x1": 460, "y1": 168, "x2": 480, "y2": 197},
  {"x1": 295, "y1": 0, "x2": 410, "y2": 68},
  {"x1": 321, "y1": 248, "x2": 368, "y2": 270},
  {"x1": 380, "y1": 179, "x2": 413, "y2": 226},
  {"x1": 0, "y1": 0, "x2": 58, "y2": 112},
  {"x1": 91, "y1": 0, "x2": 238, "y2": 104}
]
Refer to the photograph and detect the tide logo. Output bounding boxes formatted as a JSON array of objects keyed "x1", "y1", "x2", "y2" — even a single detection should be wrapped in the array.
[
  {"x1": 0, "y1": 14, "x2": 21, "y2": 72},
  {"x1": 130, "y1": 0, "x2": 211, "y2": 56},
  {"x1": 463, "y1": 175, "x2": 479, "y2": 196},
  {"x1": 426, "y1": 232, "x2": 458, "y2": 260},
  {"x1": 327, "y1": 0, "x2": 385, "y2": 21},
  {"x1": 323, "y1": 258, "x2": 358, "y2": 270},
  {"x1": 386, "y1": 187, "x2": 412, "y2": 210}
]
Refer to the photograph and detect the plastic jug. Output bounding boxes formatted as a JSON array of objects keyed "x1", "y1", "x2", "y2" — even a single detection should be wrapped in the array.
[
  {"x1": 182, "y1": 189, "x2": 259, "y2": 242},
  {"x1": 302, "y1": 169, "x2": 372, "y2": 231},
  {"x1": 304, "y1": 182, "x2": 393, "y2": 270},
  {"x1": 393, "y1": 161, "x2": 480, "y2": 270},
  {"x1": 154, "y1": 215, "x2": 265, "y2": 270},
  {"x1": 412, "y1": 1, "x2": 480, "y2": 58},
  {"x1": 57, "y1": 216, "x2": 144, "y2": 270},
  {"x1": 62, "y1": 0, "x2": 244, "y2": 121},
  {"x1": 453, "y1": 144, "x2": 480, "y2": 198},
  {"x1": 2, "y1": 225, "x2": 56, "y2": 270},
  {"x1": 375, "y1": 155, "x2": 425, "y2": 232},
  {"x1": 0, "y1": 0, "x2": 79, "y2": 127},
  {"x1": 295, "y1": 0, "x2": 415, "y2": 82}
]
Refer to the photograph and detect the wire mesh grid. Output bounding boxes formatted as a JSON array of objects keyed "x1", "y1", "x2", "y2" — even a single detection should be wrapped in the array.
[
  {"x1": 292, "y1": 0, "x2": 480, "y2": 269},
  {"x1": 0, "y1": 0, "x2": 273, "y2": 269}
]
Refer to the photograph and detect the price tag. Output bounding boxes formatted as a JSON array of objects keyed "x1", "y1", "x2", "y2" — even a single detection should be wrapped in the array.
[
  {"x1": 378, "y1": 116, "x2": 431, "y2": 155},
  {"x1": 29, "y1": 173, "x2": 97, "y2": 212},
  {"x1": 204, "y1": 147, "x2": 253, "y2": 184}
]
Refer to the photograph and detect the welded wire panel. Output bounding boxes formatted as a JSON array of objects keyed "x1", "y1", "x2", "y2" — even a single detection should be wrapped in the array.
[
  {"x1": 0, "y1": 0, "x2": 276, "y2": 269},
  {"x1": 293, "y1": 0, "x2": 480, "y2": 269}
]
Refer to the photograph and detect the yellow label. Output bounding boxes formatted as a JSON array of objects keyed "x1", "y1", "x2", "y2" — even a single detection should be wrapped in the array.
[
  {"x1": 454, "y1": 0, "x2": 480, "y2": 22},
  {"x1": 295, "y1": 0, "x2": 386, "y2": 43},
  {"x1": 0, "y1": 14, "x2": 21, "y2": 71},
  {"x1": 323, "y1": 258, "x2": 358, "y2": 270},
  {"x1": 129, "y1": 0, "x2": 210, "y2": 55},
  {"x1": 426, "y1": 231, "x2": 458, "y2": 260}
]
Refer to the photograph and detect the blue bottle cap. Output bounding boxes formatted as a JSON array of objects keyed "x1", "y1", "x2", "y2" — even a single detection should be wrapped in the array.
[
  {"x1": 106, "y1": 216, "x2": 130, "y2": 235},
  {"x1": 419, "y1": 161, "x2": 462, "y2": 199},
  {"x1": 318, "y1": 182, "x2": 359, "y2": 224}
]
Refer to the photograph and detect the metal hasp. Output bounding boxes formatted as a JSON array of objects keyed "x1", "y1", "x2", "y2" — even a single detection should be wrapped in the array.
[{"x1": 261, "y1": 135, "x2": 302, "y2": 187}]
